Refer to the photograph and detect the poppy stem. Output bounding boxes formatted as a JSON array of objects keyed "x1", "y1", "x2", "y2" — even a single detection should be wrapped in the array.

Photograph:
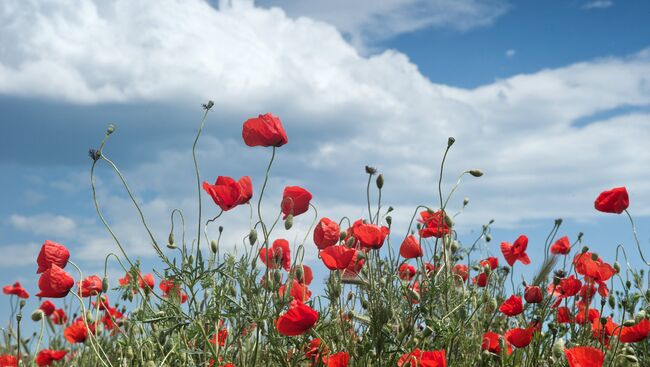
[
  {"x1": 624, "y1": 210, "x2": 650, "y2": 266},
  {"x1": 192, "y1": 107, "x2": 212, "y2": 254}
]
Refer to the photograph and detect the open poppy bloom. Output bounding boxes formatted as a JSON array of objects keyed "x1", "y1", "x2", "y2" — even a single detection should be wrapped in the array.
[
  {"x1": 202, "y1": 176, "x2": 253, "y2": 211},
  {"x1": 276, "y1": 300, "x2": 318, "y2": 336},
  {"x1": 397, "y1": 348, "x2": 446, "y2": 367},
  {"x1": 591, "y1": 317, "x2": 618, "y2": 345},
  {"x1": 281, "y1": 186, "x2": 312, "y2": 219},
  {"x1": 314, "y1": 218, "x2": 340, "y2": 250},
  {"x1": 259, "y1": 239, "x2": 291, "y2": 271},
  {"x1": 320, "y1": 246, "x2": 356, "y2": 270},
  {"x1": 400, "y1": 235, "x2": 423, "y2": 259},
  {"x1": 418, "y1": 210, "x2": 450, "y2": 238},
  {"x1": 37, "y1": 264, "x2": 75, "y2": 298},
  {"x1": 209, "y1": 326, "x2": 229, "y2": 347},
  {"x1": 573, "y1": 252, "x2": 615, "y2": 297},
  {"x1": 550, "y1": 236, "x2": 571, "y2": 255},
  {"x1": 322, "y1": 351, "x2": 350, "y2": 367},
  {"x1": 37, "y1": 240, "x2": 70, "y2": 274},
  {"x1": 505, "y1": 327, "x2": 534, "y2": 348},
  {"x1": 242, "y1": 113, "x2": 288, "y2": 147},
  {"x1": 352, "y1": 221, "x2": 389, "y2": 250},
  {"x1": 138, "y1": 273, "x2": 155, "y2": 290},
  {"x1": 398, "y1": 263, "x2": 416, "y2": 281},
  {"x1": 556, "y1": 307, "x2": 573, "y2": 324},
  {"x1": 481, "y1": 332, "x2": 512, "y2": 355},
  {"x1": 102, "y1": 306, "x2": 124, "y2": 331},
  {"x1": 2, "y1": 282, "x2": 29, "y2": 299},
  {"x1": 594, "y1": 186, "x2": 629, "y2": 214},
  {"x1": 0, "y1": 354, "x2": 18, "y2": 367},
  {"x1": 279, "y1": 279, "x2": 312, "y2": 302},
  {"x1": 619, "y1": 318, "x2": 650, "y2": 343},
  {"x1": 500, "y1": 235, "x2": 531, "y2": 266},
  {"x1": 64, "y1": 319, "x2": 90, "y2": 343},
  {"x1": 78, "y1": 275, "x2": 103, "y2": 297},
  {"x1": 35, "y1": 349, "x2": 67, "y2": 367},
  {"x1": 39, "y1": 300, "x2": 56, "y2": 316},
  {"x1": 480, "y1": 257, "x2": 499, "y2": 270},
  {"x1": 564, "y1": 346, "x2": 604, "y2": 367},
  {"x1": 499, "y1": 295, "x2": 524, "y2": 317}
]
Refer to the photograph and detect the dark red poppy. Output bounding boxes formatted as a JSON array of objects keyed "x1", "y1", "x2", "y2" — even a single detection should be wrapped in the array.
[
  {"x1": 36, "y1": 240, "x2": 70, "y2": 274},
  {"x1": 39, "y1": 300, "x2": 56, "y2": 316},
  {"x1": 320, "y1": 246, "x2": 356, "y2": 270},
  {"x1": 281, "y1": 186, "x2": 312, "y2": 219},
  {"x1": 138, "y1": 273, "x2": 155, "y2": 290},
  {"x1": 202, "y1": 176, "x2": 253, "y2": 212},
  {"x1": 452, "y1": 264, "x2": 469, "y2": 282},
  {"x1": 51, "y1": 308, "x2": 67, "y2": 325},
  {"x1": 398, "y1": 263, "x2": 416, "y2": 281},
  {"x1": 2, "y1": 282, "x2": 29, "y2": 299},
  {"x1": 619, "y1": 318, "x2": 650, "y2": 343},
  {"x1": 78, "y1": 275, "x2": 102, "y2": 297},
  {"x1": 418, "y1": 210, "x2": 450, "y2": 238},
  {"x1": 524, "y1": 285, "x2": 542, "y2": 304},
  {"x1": 352, "y1": 221, "x2": 389, "y2": 250},
  {"x1": 397, "y1": 349, "x2": 446, "y2": 367},
  {"x1": 556, "y1": 307, "x2": 573, "y2": 323},
  {"x1": 314, "y1": 218, "x2": 340, "y2": 250},
  {"x1": 259, "y1": 239, "x2": 291, "y2": 271},
  {"x1": 276, "y1": 300, "x2": 318, "y2": 336},
  {"x1": 550, "y1": 236, "x2": 571, "y2": 255},
  {"x1": 322, "y1": 351, "x2": 349, "y2": 367},
  {"x1": 481, "y1": 332, "x2": 512, "y2": 355},
  {"x1": 0, "y1": 354, "x2": 17, "y2": 367},
  {"x1": 242, "y1": 113, "x2": 288, "y2": 147},
  {"x1": 565, "y1": 346, "x2": 604, "y2": 367},
  {"x1": 279, "y1": 279, "x2": 312, "y2": 302},
  {"x1": 473, "y1": 273, "x2": 488, "y2": 287},
  {"x1": 505, "y1": 328, "x2": 534, "y2": 348},
  {"x1": 37, "y1": 264, "x2": 74, "y2": 298},
  {"x1": 64, "y1": 319, "x2": 89, "y2": 343},
  {"x1": 499, "y1": 295, "x2": 524, "y2": 317},
  {"x1": 400, "y1": 235, "x2": 423, "y2": 259},
  {"x1": 35, "y1": 349, "x2": 67, "y2": 367},
  {"x1": 480, "y1": 257, "x2": 499, "y2": 270},
  {"x1": 500, "y1": 235, "x2": 530, "y2": 266},
  {"x1": 594, "y1": 186, "x2": 629, "y2": 214}
]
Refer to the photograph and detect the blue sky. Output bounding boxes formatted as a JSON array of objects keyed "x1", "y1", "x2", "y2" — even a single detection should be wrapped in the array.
[{"x1": 1, "y1": 0, "x2": 650, "y2": 331}]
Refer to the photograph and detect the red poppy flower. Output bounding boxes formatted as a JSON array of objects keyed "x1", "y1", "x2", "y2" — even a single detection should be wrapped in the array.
[
  {"x1": 209, "y1": 327, "x2": 229, "y2": 347},
  {"x1": 64, "y1": 319, "x2": 89, "y2": 343},
  {"x1": 473, "y1": 273, "x2": 488, "y2": 287},
  {"x1": 565, "y1": 346, "x2": 604, "y2": 367},
  {"x1": 548, "y1": 275, "x2": 582, "y2": 301},
  {"x1": 500, "y1": 235, "x2": 530, "y2": 266},
  {"x1": 320, "y1": 246, "x2": 356, "y2": 271},
  {"x1": 322, "y1": 351, "x2": 349, "y2": 367},
  {"x1": 505, "y1": 327, "x2": 534, "y2": 348},
  {"x1": 591, "y1": 317, "x2": 618, "y2": 344},
  {"x1": 91, "y1": 294, "x2": 110, "y2": 311},
  {"x1": 398, "y1": 263, "x2": 416, "y2": 281},
  {"x1": 35, "y1": 349, "x2": 67, "y2": 367},
  {"x1": 352, "y1": 221, "x2": 389, "y2": 250},
  {"x1": 242, "y1": 113, "x2": 288, "y2": 148},
  {"x1": 2, "y1": 282, "x2": 29, "y2": 299},
  {"x1": 481, "y1": 332, "x2": 512, "y2": 355},
  {"x1": 37, "y1": 240, "x2": 70, "y2": 274},
  {"x1": 575, "y1": 308, "x2": 600, "y2": 325},
  {"x1": 78, "y1": 275, "x2": 102, "y2": 297},
  {"x1": 158, "y1": 279, "x2": 188, "y2": 303},
  {"x1": 37, "y1": 264, "x2": 74, "y2": 298},
  {"x1": 499, "y1": 295, "x2": 524, "y2": 317},
  {"x1": 550, "y1": 236, "x2": 571, "y2": 255},
  {"x1": 51, "y1": 308, "x2": 67, "y2": 324},
  {"x1": 305, "y1": 338, "x2": 328, "y2": 361},
  {"x1": 102, "y1": 306, "x2": 124, "y2": 331},
  {"x1": 397, "y1": 348, "x2": 446, "y2": 367},
  {"x1": 342, "y1": 252, "x2": 365, "y2": 279},
  {"x1": 452, "y1": 264, "x2": 469, "y2": 282},
  {"x1": 279, "y1": 279, "x2": 312, "y2": 302},
  {"x1": 594, "y1": 186, "x2": 629, "y2": 214},
  {"x1": 400, "y1": 235, "x2": 423, "y2": 259},
  {"x1": 259, "y1": 239, "x2": 291, "y2": 271},
  {"x1": 480, "y1": 257, "x2": 499, "y2": 270},
  {"x1": 418, "y1": 210, "x2": 450, "y2": 238},
  {"x1": 291, "y1": 265, "x2": 313, "y2": 285},
  {"x1": 281, "y1": 186, "x2": 312, "y2": 219},
  {"x1": 556, "y1": 307, "x2": 573, "y2": 324},
  {"x1": 573, "y1": 253, "x2": 615, "y2": 296},
  {"x1": 39, "y1": 300, "x2": 56, "y2": 316},
  {"x1": 118, "y1": 273, "x2": 131, "y2": 286},
  {"x1": 314, "y1": 218, "x2": 340, "y2": 250},
  {"x1": 524, "y1": 285, "x2": 542, "y2": 304},
  {"x1": 202, "y1": 176, "x2": 253, "y2": 212},
  {"x1": 276, "y1": 300, "x2": 319, "y2": 336},
  {"x1": 138, "y1": 273, "x2": 155, "y2": 290},
  {"x1": 619, "y1": 318, "x2": 650, "y2": 343},
  {"x1": 0, "y1": 354, "x2": 17, "y2": 367}
]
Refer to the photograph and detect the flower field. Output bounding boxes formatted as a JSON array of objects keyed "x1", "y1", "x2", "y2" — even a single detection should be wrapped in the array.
[{"x1": 1, "y1": 104, "x2": 649, "y2": 366}]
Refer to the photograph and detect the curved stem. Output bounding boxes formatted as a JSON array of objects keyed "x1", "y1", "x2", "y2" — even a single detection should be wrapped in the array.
[
  {"x1": 192, "y1": 108, "x2": 213, "y2": 252},
  {"x1": 624, "y1": 210, "x2": 650, "y2": 266}
]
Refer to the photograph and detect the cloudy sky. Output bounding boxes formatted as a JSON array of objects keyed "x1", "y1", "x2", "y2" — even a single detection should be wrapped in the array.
[{"x1": 1, "y1": 0, "x2": 650, "y2": 318}]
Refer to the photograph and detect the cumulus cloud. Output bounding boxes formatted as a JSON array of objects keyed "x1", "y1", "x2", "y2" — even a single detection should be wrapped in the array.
[
  {"x1": 583, "y1": 1, "x2": 614, "y2": 9},
  {"x1": 9, "y1": 213, "x2": 77, "y2": 238}
]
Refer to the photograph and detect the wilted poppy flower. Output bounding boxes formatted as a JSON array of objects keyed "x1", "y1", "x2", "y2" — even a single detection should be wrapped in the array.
[
  {"x1": 400, "y1": 235, "x2": 423, "y2": 259},
  {"x1": 499, "y1": 295, "x2": 524, "y2": 317},
  {"x1": 37, "y1": 264, "x2": 74, "y2": 298},
  {"x1": 556, "y1": 307, "x2": 573, "y2": 324},
  {"x1": 550, "y1": 236, "x2": 571, "y2": 255},
  {"x1": 322, "y1": 351, "x2": 349, "y2": 367},
  {"x1": 2, "y1": 282, "x2": 29, "y2": 299},
  {"x1": 276, "y1": 300, "x2": 318, "y2": 336},
  {"x1": 481, "y1": 332, "x2": 511, "y2": 355},
  {"x1": 397, "y1": 348, "x2": 446, "y2": 367},
  {"x1": 524, "y1": 285, "x2": 542, "y2": 304},
  {"x1": 565, "y1": 346, "x2": 604, "y2": 367},
  {"x1": 260, "y1": 239, "x2": 291, "y2": 271},
  {"x1": 279, "y1": 279, "x2": 312, "y2": 302},
  {"x1": 452, "y1": 264, "x2": 469, "y2": 282},
  {"x1": 398, "y1": 263, "x2": 416, "y2": 281},
  {"x1": 500, "y1": 235, "x2": 530, "y2": 266},
  {"x1": 138, "y1": 273, "x2": 155, "y2": 290},
  {"x1": 39, "y1": 300, "x2": 56, "y2": 316},
  {"x1": 619, "y1": 318, "x2": 650, "y2": 343},
  {"x1": 505, "y1": 328, "x2": 534, "y2": 348},
  {"x1": 242, "y1": 113, "x2": 288, "y2": 147},
  {"x1": 0, "y1": 354, "x2": 17, "y2": 367},
  {"x1": 64, "y1": 319, "x2": 89, "y2": 343},
  {"x1": 320, "y1": 246, "x2": 356, "y2": 271},
  {"x1": 352, "y1": 221, "x2": 389, "y2": 250},
  {"x1": 35, "y1": 349, "x2": 67, "y2": 367},
  {"x1": 51, "y1": 308, "x2": 67, "y2": 325},
  {"x1": 418, "y1": 210, "x2": 450, "y2": 238},
  {"x1": 37, "y1": 240, "x2": 70, "y2": 274},
  {"x1": 314, "y1": 218, "x2": 340, "y2": 250},
  {"x1": 78, "y1": 275, "x2": 103, "y2": 297},
  {"x1": 281, "y1": 186, "x2": 312, "y2": 219},
  {"x1": 202, "y1": 176, "x2": 253, "y2": 212},
  {"x1": 594, "y1": 186, "x2": 629, "y2": 214}
]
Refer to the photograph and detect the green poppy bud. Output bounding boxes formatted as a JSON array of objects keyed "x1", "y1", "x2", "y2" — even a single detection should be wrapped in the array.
[
  {"x1": 469, "y1": 169, "x2": 483, "y2": 177},
  {"x1": 376, "y1": 174, "x2": 384, "y2": 189},
  {"x1": 284, "y1": 214, "x2": 293, "y2": 230},
  {"x1": 210, "y1": 240, "x2": 218, "y2": 254},
  {"x1": 31, "y1": 309, "x2": 44, "y2": 322},
  {"x1": 249, "y1": 229, "x2": 257, "y2": 245},
  {"x1": 106, "y1": 123, "x2": 115, "y2": 135},
  {"x1": 102, "y1": 277, "x2": 109, "y2": 293},
  {"x1": 447, "y1": 137, "x2": 455, "y2": 147}
]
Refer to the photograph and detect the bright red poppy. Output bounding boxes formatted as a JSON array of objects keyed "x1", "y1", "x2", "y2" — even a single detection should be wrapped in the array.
[
  {"x1": 499, "y1": 295, "x2": 524, "y2": 317},
  {"x1": 524, "y1": 285, "x2": 542, "y2": 304},
  {"x1": 35, "y1": 349, "x2": 67, "y2": 367},
  {"x1": 400, "y1": 235, "x2": 423, "y2": 259},
  {"x1": 594, "y1": 186, "x2": 629, "y2": 214},
  {"x1": 281, "y1": 186, "x2": 312, "y2": 219},
  {"x1": 352, "y1": 221, "x2": 389, "y2": 250},
  {"x1": 242, "y1": 113, "x2": 288, "y2": 147},
  {"x1": 64, "y1": 319, "x2": 90, "y2": 343},
  {"x1": 102, "y1": 306, "x2": 124, "y2": 331},
  {"x1": 573, "y1": 252, "x2": 615, "y2": 296},
  {"x1": 202, "y1": 176, "x2": 253, "y2": 212},
  {"x1": 259, "y1": 239, "x2": 291, "y2": 271},
  {"x1": 556, "y1": 307, "x2": 573, "y2": 324},
  {"x1": 0, "y1": 354, "x2": 17, "y2": 367},
  {"x1": 500, "y1": 235, "x2": 530, "y2": 266},
  {"x1": 565, "y1": 346, "x2": 604, "y2": 367},
  {"x1": 591, "y1": 317, "x2": 618, "y2": 345},
  {"x1": 322, "y1": 351, "x2": 349, "y2": 367},
  {"x1": 37, "y1": 240, "x2": 70, "y2": 274},
  {"x1": 619, "y1": 318, "x2": 650, "y2": 343},
  {"x1": 138, "y1": 273, "x2": 155, "y2": 290},
  {"x1": 158, "y1": 279, "x2": 188, "y2": 304},
  {"x1": 37, "y1": 264, "x2": 74, "y2": 298},
  {"x1": 320, "y1": 246, "x2": 356, "y2": 270},
  {"x1": 480, "y1": 257, "x2": 499, "y2": 270},
  {"x1": 314, "y1": 218, "x2": 340, "y2": 250},
  {"x1": 575, "y1": 308, "x2": 600, "y2": 325},
  {"x1": 505, "y1": 328, "x2": 534, "y2": 348},
  {"x1": 397, "y1": 348, "x2": 446, "y2": 367},
  {"x1": 550, "y1": 236, "x2": 571, "y2": 255},
  {"x1": 209, "y1": 327, "x2": 229, "y2": 347},
  {"x1": 305, "y1": 338, "x2": 328, "y2": 361},
  {"x1": 481, "y1": 332, "x2": 512, "y2": 355},
  {"x1": 452, "y1": 264, "x2": 469, "y2": 282},
  {"x1": 418, "y1": 210, "x2": 450, "y2": 238},
  {"x1": 279, "y1": 279, "x2": 312, "y2": 302},
  {"x1": 2, "y1": 282, "x2": 29, "y2": 299},
  {"x1": 276, "y1": 300, "x2": 318, "y2": 336},
  {"x1": 78, "y1": 275, "x2": 103, "y2": 297},
  {"x1": 398, "y1": 263, "x2": 416, "y2": 281},
  {"x1": 51, "y1": 308, "x2": 67, "y2": 324},
  {"x1": 39, "y1": 300, "x2": 56, "y2": 316}
]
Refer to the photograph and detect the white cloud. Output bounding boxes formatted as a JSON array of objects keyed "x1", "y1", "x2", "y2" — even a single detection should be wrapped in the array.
[
  {"x1": 583, "y1": 1, "x2": 613, "y2": 9},
  {"x1": 0, "y1": 242, "x2": 41, "y2": 267},
  {"x1": 505, "y1": 49, "x2": 516, "y2": 58},
  {"x1": 9, "y1": 213, "x2": 77, "y2": 238}
]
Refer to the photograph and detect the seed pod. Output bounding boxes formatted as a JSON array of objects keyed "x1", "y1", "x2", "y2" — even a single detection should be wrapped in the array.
[
  {"x1": 284, "y1": 215, "x2": 293, "y2": 230},
  {"x1": 210, "y1": 240, "x2": 218, "y2": 254},
  {"x1": 376, "y1": 174, "x2": 384, "y2": 189},
  {"x1": 249, "y1": 229, "x2": 257, "y2": 245},
  {"x1": 469, "y1": 169, "x2": 483, "y2": 177},
  {"x1": 485, "y1": 234, "x2": 492, "y2": 242},
  {"x1": 581, "y1": 246, "x2": 589, "y2": 254},
  {"x1": 85, "y1": 311, "x2": 95, "y2": 323}
]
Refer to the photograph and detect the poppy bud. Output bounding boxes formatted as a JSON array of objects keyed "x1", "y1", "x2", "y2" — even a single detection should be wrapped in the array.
[
  {"x1": 102, "y1": 277, "x2": 109, "y2": 293},
  {"x1": 463, "y1": 197, "x2": 469, "y2": 206},
  {"x1": 210, "y1": 240, "x2": 218, "y2": 254},
  {"x1": 469, "y1": 169, "x2": 483, "y2": 177},
  {"x1": 387, "y1": 206, "x2": 394, "y2": 213},
  {"x1": 346, "y1": 237, "x2": 355, "y2": 247},
  {"x1": 552, "y1": 339, "x2": 565, "y2": 358},
  {"x1": 486, "y1": 234, "x2": 492, "y2": 242},
  {"x1": 447, "y1": 137, "x2": 455, "y2": 147},
  {"x1": 295, "y1": 265, "x2": 304, "y2": 283},
  {"x1": 591, "y1": 252, "x2": 599, "y2": 261},
  {"x1": 249, "y1": 229, "x2": 257, "y2": 245},
  {"x1": 581, "y1": 246, "x2": 589, "y2": 254},
  {"x1": 365, "y1": 166, "x2": 377, "y2": 175},
  {"x1": 16, "y1": 314, "x2": 21, "y2": 322},
  {"x1": 524, "y1": 285, "x2": 543, "y2": 304},
  {"x1": 609, "y1": 295, "x2": 616, "y2": 308},
  {"x1": 614, "y1": 262, "x2": 621, "y2": 273},
  {"x1": 273, "y1": 270, "x2": 282, "y2": 284},
  {"x1": 386, "y1": 216, "x2": 392, "y2": 226},
  {"x1": 361, "y1": 299, "x2": 369, "y2": 309},
  {"x1": 625, "y1": 355, "x2": 639, "y2": 363},
  {"x1": 450, "y1": 240, "x2": 459, "y2": 253},
  {"x1": 106, "y1": 123, "x2": 115, "y2": 135},
  {"x1": 376, "y1": 174, "x2": 384, "y2": 189},
  {"x1": 202, "y1": 100, "x2": 214, "y2": 110},
  {"x1": 31, "y1": 309, "x2": 44, "y2": 322},
  {"x1": 626, "y1": 280, "x2": 632, "y2": 289},
  {"x1": 636, "y1": 310, "x2": 646, "y2": 321},
  {"x1": 126, "y1": 347, "x2": 134, "y2": 360},
  {"x1": 167, "y1": 233, "x2": 176, "y2": 249},
  {"x1": 284, "y1": 214, "x2": 293, "y2": 230}
]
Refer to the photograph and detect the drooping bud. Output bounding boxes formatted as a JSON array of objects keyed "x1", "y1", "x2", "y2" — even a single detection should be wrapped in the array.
[
  {"x1": 376, "y1": 174, "x2": 384, "y2": 189},
  {"x1": 31, "y1": 309, "x2": 44, "y2": 322},
  {"x1": 447, "y1": 137, "x2": 455, "y2": 147},
  {"x1": 469, "y1": 169, "x2": 483, "y2": 177},
  {"x1": 167, "y1": 232, "x2": 176, "y2": 249},
  {"x1": 102, "y1": 277, "x2": 109, "y2": 293},
  {"x1": 386, "y1": 216, "x2": 392, "y2": 226},
  {"x1": 210, "y1": 240, "x2": 218, "y2": 254},
  {"x1": 613, "y1": 262, "x2": 621, "y2": 273},
  {"x1": 249, "y1": 229, "x2": 257, "y2": 245},
  {"x1": 284, "y1": 214, "x2": 293, "y2": 230},
  {"x1": 295, "y1": 265, "x2": 304, "y2": 283}
]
